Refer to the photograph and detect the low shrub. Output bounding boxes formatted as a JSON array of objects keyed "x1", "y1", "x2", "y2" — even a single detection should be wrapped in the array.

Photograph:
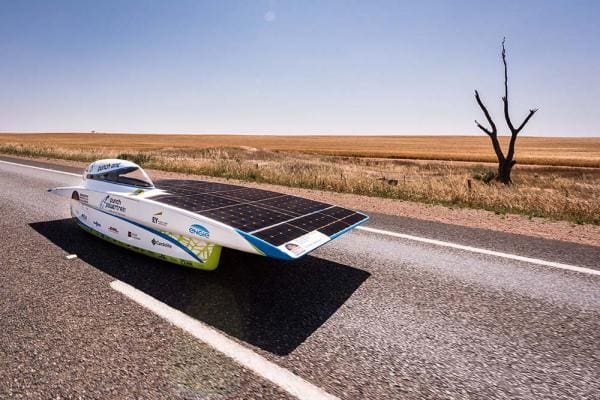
[{"x1": 472, "y1": 165, "x2": 497, "y2": 184}]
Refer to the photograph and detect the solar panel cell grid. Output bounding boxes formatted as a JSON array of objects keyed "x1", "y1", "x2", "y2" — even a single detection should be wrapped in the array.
[
  {"x1": 157, "y1": 180, "x2": 242, "y2": 194},
  {"x1": 318, "y1": 220, "x2": 351, "y2": 237},
  {"x1": 287, "y1": 212, "x2": 337, "y2": 232},
  {"x1": 321, "y1": 206, "x2": 355, "y2": 219},
  {"x1": 150, "y1": 193, "x2": 241, "y2": 211},
  {"x1": 220, "y1": 188, "x2": 283, "y2": 202},
  {"x1": 151, "y1": 179, "x2": 367, "y2": 244},
  {"x1": 256, "y1": 195, "x2": 330, "y2": 215},
  {"x1": 253, "y1": 223, "x2": 308, "y2": 247},
  {"x1": 340, "y1": 212, "x2": 367, "y2": 226},
  {"x1": 200, "y1": 204, "x2": 291, "y2": 232}
]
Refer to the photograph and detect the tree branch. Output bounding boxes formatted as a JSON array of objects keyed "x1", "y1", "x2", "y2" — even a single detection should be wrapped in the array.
[
  {"x1": 501, "y1": 38, "x2": 517, "y2": 134},
  {"x1": 506, "y1": 130, "x2": 518, "y2": 163},
  {"x1": 474, "y1": 90, "x2": 504, "y2": 162},
  {"x1": 506, "y1": 109, "x2": 537, "y2": 161},
  {"x1": 488, "y1": 131, "x2": 505, "y2": 163},
  {"x1": 502, "y1": 38, "x2": 508, "y2": 102},
  {"x1": 515, "y1": 108, "x2": 538, "y2": 134},
  {"x1": 474, "y1": 120, "x2": 492, "y2": 135},
  {"x1": 503, "y1": 96, "x2": 516, "y2": 133},
  {"x1": 474, "y1": 90, "x2": 497, "y2": 135}
]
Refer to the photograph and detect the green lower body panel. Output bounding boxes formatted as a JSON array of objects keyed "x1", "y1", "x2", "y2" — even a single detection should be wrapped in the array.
[{"x1": 77, "y1": 221, "x2": 222, "y2": 270}]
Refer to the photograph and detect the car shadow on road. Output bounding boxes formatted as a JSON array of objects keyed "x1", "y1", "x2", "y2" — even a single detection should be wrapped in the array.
[{"x1": 30, "y1": 218, "x2": 370, "y2": 356}]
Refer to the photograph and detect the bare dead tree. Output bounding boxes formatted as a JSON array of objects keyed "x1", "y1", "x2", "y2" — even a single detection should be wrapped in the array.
[{"x1": 474, "y1": 38, "x2": 538, "y2": 184}]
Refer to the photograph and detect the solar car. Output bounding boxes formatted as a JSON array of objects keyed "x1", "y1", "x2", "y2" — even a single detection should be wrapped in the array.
[{"x1": 50, "y1": 159, "x2": 369, "y2": 270}]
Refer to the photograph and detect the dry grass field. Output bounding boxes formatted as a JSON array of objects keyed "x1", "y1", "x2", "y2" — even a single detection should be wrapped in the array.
[
  {"x1": 1, "y1": 133, "x2": 599, "y2": 224},
  {"x1": 1, "y1": 133, "x2": 599, "y2": 167}
]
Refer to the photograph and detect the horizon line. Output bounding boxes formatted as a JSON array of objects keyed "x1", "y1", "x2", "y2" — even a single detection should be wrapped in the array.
[{"x1": 1, "y1": 131, "x2": 598, "y2": 139}]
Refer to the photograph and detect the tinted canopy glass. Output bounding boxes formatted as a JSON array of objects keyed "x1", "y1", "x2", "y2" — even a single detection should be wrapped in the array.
[{"x1": 87, "y1": 166, "x2": 154, "y2": 188}]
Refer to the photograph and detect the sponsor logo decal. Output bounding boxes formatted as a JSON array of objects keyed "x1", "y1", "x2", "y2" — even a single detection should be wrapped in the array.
[
  {"x1": 79, "y1": 193, "x2": 89, "y2": 204},
  {"x1": 285, "y1": 242, "x2": 304, "y2": 256},
  {"x1": 151, "y1": 238, "x2": 172, "y2": 248},
  {"x1": 80, "y1": 213, "x2": 88, "y2": 221},
  {"x1": 280, "y1": 231, "x2": 328, "y2": 255},
  {"x1": 151, "y1": 211, "x2": 168, "y2": 226},
  {"x1": 97, "y1": 162, "x2": 121, "y2": 173},
  {"x1": 109, "y1": 226, "x2": 119, "y2": 234},
  {"x1": 93, "y1": 221, "x2": 101, "y2": 228},
  {"x1": 128, "y1": 231, "x2": 140, "y2": 240},
  {"x1": 189, "y1": 224, "x2": 210, "y2": 239},
  {"x1": 100, "y1": 195, "x2": 127, "y2": 214}
]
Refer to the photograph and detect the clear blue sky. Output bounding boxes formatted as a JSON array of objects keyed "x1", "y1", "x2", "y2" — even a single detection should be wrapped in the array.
[{"x1": 1, "y1": 0, "x2": 598, "y2": 136}]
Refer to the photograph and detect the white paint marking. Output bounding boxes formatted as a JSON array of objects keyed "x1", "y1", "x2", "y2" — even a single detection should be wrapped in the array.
[
  {"x1": 110, "y1": 280, "x2": 339, "y2": 400},
  {"x1": 356, "y1": 226, "x2": 600, "y2": 276},
  {"x1": 66, "y1": 254, "x2": 78, "y2": 260},
  {"x1": 0, "y1": 159, "x2": 81, "y2": 177}
]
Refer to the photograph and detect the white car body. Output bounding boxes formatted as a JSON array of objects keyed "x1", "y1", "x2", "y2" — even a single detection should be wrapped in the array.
[{"x1": 50, "y1": 159, "x2": 368, "y2": 270}]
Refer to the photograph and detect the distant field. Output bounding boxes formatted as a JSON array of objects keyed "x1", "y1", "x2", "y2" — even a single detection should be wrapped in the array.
[
  {"x1": 1, "y1": 133, "x2": 599, "y2": 167},
  {"x1": 1, "y1": 133, "x2": 599, "y2": 224}
]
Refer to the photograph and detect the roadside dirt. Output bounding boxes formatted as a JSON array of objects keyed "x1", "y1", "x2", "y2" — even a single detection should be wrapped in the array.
[{"x1": 12, "y1": 155, "x2": 600, "y2": 247}]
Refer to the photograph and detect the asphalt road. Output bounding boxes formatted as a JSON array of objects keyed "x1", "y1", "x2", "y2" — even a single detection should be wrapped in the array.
[{"x1": 1, "y1": 157, "x2": 599, "y2": 399}]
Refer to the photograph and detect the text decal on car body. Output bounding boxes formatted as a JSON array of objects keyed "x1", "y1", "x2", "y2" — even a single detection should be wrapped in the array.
[
  {"x1": 152, "y1": 211, "x2": 168, "y2": 227},
  {"x1": 189, "y1": 224, "x2": 210, "y2": 239},
  {"x1": 151, "y1": 238, "x2": 172, "y2": 248},
  {"x1": 100, "y1": 195, "x2": 126, "y2": 214},
  {"x1": 96, "y1": 162, "x2": 121, "y2": 173}
]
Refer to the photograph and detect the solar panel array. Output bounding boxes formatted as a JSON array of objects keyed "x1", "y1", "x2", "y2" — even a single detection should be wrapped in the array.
[{"x1": 152, "y1": 179, "x2": 368, "y2": 246}]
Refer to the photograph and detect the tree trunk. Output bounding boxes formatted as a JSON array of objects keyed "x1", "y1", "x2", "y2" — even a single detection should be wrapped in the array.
[{"x1": 496, "y1": 159, "x2": 515, "y2": 184}]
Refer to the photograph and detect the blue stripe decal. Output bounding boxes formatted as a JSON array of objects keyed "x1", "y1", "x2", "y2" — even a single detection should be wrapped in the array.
[
  {"x1": 95, "y1": 209, "x2": 203, "y2": 262},
  {"x1": 236, "y1": 230, "x2": 295, "y2": 261}
]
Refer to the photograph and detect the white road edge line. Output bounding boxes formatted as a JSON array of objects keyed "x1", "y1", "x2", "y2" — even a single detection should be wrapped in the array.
[
  {"x1": 110, "y1": 280, "x2": 339, "y2": 400},
  {"x1": 356, "y1": 226, "x2": 600, "y2": 277},
  {"x1": 0, "y1": 159, "x2": 81, "y2": 177}
]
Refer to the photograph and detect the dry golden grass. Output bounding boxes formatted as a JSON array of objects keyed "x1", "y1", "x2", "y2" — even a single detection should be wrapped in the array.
[
  {"x1": 1, "y1": 134, "x2": 599, "y2": 225},
  {"x1": 1, "y1": 133, "x2": 599, "y2": 167}
]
